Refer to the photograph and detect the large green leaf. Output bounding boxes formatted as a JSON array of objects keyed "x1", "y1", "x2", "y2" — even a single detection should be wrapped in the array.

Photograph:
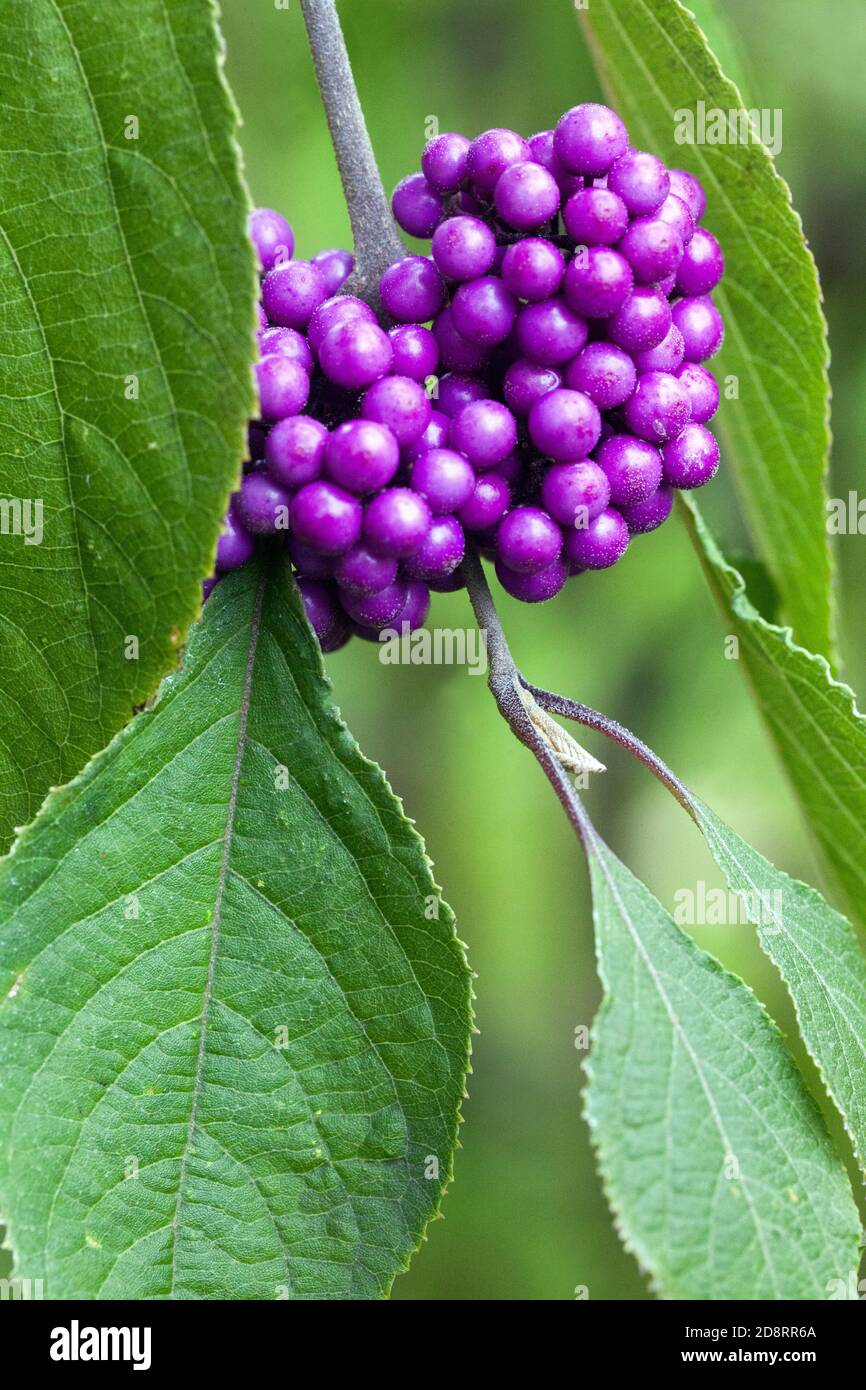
[
  {"x1": 580, "y1": 0, "x2": 833, "y2": 658},
  {"x1": 0, "y1": 0, "x2": 257, "y2": 851},
  {"x1": 0, "y1": 562, "x2": 471, "y2": 1299},
  {"x1": 582, "y1": 818, "x2": 860, "y2": 1300}
]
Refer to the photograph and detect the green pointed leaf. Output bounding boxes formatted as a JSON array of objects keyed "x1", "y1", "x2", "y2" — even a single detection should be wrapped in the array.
[
  {"x1": 0, "y1": 0, "x2": 257, "y2": 851},
  {"x1": 580, "y1": 0, "x2": 833, "y2": 657},
  {"x1": 683, "y1": 496, "x2": 866, "y2": 932},
  {"x1": 583, "y1": 818, "x2": 860, "y2": 1299},
  {"x1": 0, "y1": 562, "x2": 471, "y2": 1300}
]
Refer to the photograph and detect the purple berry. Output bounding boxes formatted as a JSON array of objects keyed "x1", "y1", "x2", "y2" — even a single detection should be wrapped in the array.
[
  {"x1": 380, "y1": 255, "x2": 444, "y2": 322},
  {"x1": 258, "y1": 326, "x2": 314, "y2": 373},
  {"x1": 265, "y1": 414, "x2": 328, "y2": 488},
  {"x1": 528, "y1": 387, "x2": 601, "y2": 461},
  {"x1": 433, "y1": 306, "x2": 491, "y2": 371},
  {"x1": 619, "y1": 485, "x2": 674, "y2": 534},
  {"x1": 297, "y1": 578, "x2": 350, "y2": 649},
  {"x1": 363, "y1": 487, "x2": 432, "y2": 558},
  {"x1": 618, "y1": 216, "x2": 684, "y2": 283},
  {"x1": 458, "y1": 472, "x2": 511, "y2": 530},
  {"x1": 494, "y1": 161, "x2": 560, "y2": 230},
  {"x1": 308, "y1": 295, "x2": 375, "y2": 354},
  {"x1": 291, "y1": 480, "x2": 363, "y2": 554},
  {"x1": 410, "y1": 447, "x2": 475, "y2": 514},
  {"x1": 515, "y1": 298, "x2": 588, "y2": 365},
  {"x1": 607, "y1": 150, "x2": 670, "y2": 216},
  {"x1": 310, "y1": 247, "x2": 355, "y2": 296},
  {"x1": 667, "y1": 168, "x2": 706, "y2": 222},
  {"x1": 671, "y1": 296, "x2": 725, "y2": 361},
  {"x1": 565, "y1": 341, "x2": 636, "y2": 410},
  {"x1": 451, "y1": 276, "x2": 517, "y2": 346},
  {"x1": 341, "y1": 579, "x2": 409, "y2": 630},
  {"x1": 237, "y1": 472, "x2": 291, "y2": 536},
  {"x1": 249, "y1": 208, "x2": 294, "y2": 271},
  {"x1": 622, "y1": 370, "x2": 691, "y2": 443},
  {"x1": 595, "y1": 433, "x2": 663, "y2": 505},
  {"x1": 675, "y1": 227, "x2": 724, "y2": 296},
  {"x1": 391, "y1": 172, "x2": 444, "y2": 238},
  {"x1": 503, "y1": 359, "x2": 561, "y2": 416},
  {"x1": 422, "y1": 132, "x2": 472, "y2": 192},
  {"x1": 324, "y1": 418, "x2": 400, "y2": 493},
  {"x1": 467, "y1": 128, "x2": 531, "y2": 196},
  {"x1": 404, "y1": 408, "x2": 451, "y2": 463},
  {"x1": 554, "y1": 103, "x2": 628, "y2": 176},
  {"x1": 562, "y1": 187, "x2": 629, "y2": 246},
  {"x1": 261, "y1": 260, "x2": 327, "y2": 330},
  {"x1": 501, "y1": 237, "x2": 566, "y2": 301},
  {"x1": 390, "y1": 579, "x2": 432, "y2": 631},
  {"x1": 362, "y1": 374, "x2": 431, "y2": 446},
  {"x1": 450, "y1": 399, "x2": 517, "y2": 467},
  {"x1": 631, "y1": 324, "x2": 685, "y2": 375},
  {"x1": 541, "y1": 460, "x2": 611, "y2": 527},
  {"x1": 404, "y1": 515, "x2": 466, "y2": 581},
  {"x1": 216, "y1": 503, "x2": 256, "y2": 572},
  {"x1": 319, "y1": 318, "x2": 394, "y2": 388},
  {"x1": 388, "y1": 324, "x2": 439, "y2": 381},
  {"x1": 495, "y1": 554, "x2": 567, "y2": 603},
  {"x1": 288, "y1": 535, "x2": 333, "y2": 579},
  {"x1": 564, "y1": 507, "x2": 629, "y2": 570},
  {"x1": 432, "y1": 215, "x2": 497, "y2": 281},
  {"x1": 675, "y1": 361, "x2": 719, "y2": 423},
  {"x1": 497, "y1": 506, "x2": 563, "y2": 574},
  {"x1": 255, "y1": 354, "x2": 310, "y2": 420},
  {"x1": 607, "y1": 286, "x2": 672, "y2": 351},
  {"x1": 564, "y1": 247, "x2": 634, "y2": 318},
  {"x1": 436, "y1": 372, "x2": 487, "y2": 418},
  {"x1": 334, "y1": 541, "x2": 398, "y2": 596},
  {"x1": 661, "y1": 423, "x2": 720, "y2": 488},
  {"x1": 655, "y1": 193, "x2": 695, "y2": 246}
]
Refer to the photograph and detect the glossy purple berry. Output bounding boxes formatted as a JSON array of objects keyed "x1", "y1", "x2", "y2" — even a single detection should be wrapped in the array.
[
  {"x1": 216, "y1": 503, "x2": 256, "y2": 572},
  {"x1": 501, "y1": 237, "x2": 565, "y2": 301},
  {"x1": 541, "y1": 460, "x2": 611, "y2": 527},
  {"x1": 564, "y1": 247, "x2": 633, "y2": 318},
  {"x1": 607, "y1": 286, "x2": 672, "y2": 351},
  {"x1": 667, "y1": 168, "x2": 706, "y2": 222},
  {"x1": 380, "y1": 255, "x2": 444, "y2": 322},
  {"x1": 363, "y1": 487, "x2": 432, "y2": 558},
  {"x1": 292, "y1": 480, "x2": 362, "y2": 554},
  {"x1": 436, "y1": 372, "x2": 487, "y2": 418},
  {"x1": 255, "y1": 355, "x2": 310, "y2": 420},
  {"x1": 565, "y1": 341, "x2": 636, "y2": 410},
  {"x1": 562, "y1": 187, "x2": 629, "y2": 246},
  {"x1": 619, "y1": 485, "x2": 674, "y2": 534},
  {"x1": 515, "y1": 298, "x2": 588, "y2": 365},
  {"x1": 324, "y1": 419, "x2": 400, "y2": 494},
  {"x1": 675, "y1": 227, "x2": 724, "y2": 296},
  {"x1": 391, "y1": 173, "x2": 444, "y2": 238},
  {"x1": 265, "y1": 414, "x2": 328, "y2": 488},
  {"x1": 308, "y1": 295, "x2": 375, "y2": 354},
  {"x1": 451, "y1": 276, "x2": 517, "y2": 346},
  {"x1": 341, "y1": 579, "x2": 410, "y2": 630},
  {"x1": 431, "y1": 215, "x2": 497, "y2": 281},
  {"x1": 528, "y1": 387, "x2": 601, "y2": 461},
  {"x1": 404, "y1": 515, "x2": 466, "y2": 581},
  {"x1": 390, "y1": 580, "x2": 432, "y2": 632},
  {"x1": 503, "y1": 359, "x2": 561, "y2": 416},
  {"x1": 258, "y1": 326, "x2": 314, "y2": 373},
  {"x1": 595, "y1": 434, "x2": 663, "y2": 506},
  {"x1": 310, "y1": 247, "x2": 355, "y2": 296},
  {"x1": 249, "y1": 208, "x2": 294, "y2": 271},
  {"x1": 388, "y1": 324, "x2": 439, "y2": 381},
  {"x1": 237, "y1": 471, "x2": 291, "y2": 536},
  {"x1": 458, "y1": 472, "x2": 511, "y2": 530},
  {"x1": 410, "y1": 447, "x2": 475, "y2": 514},
  {"x1": 607, "y1": 150, "x2": 670, "y2": 216},
  {"x1": 296, "y1": 578, "x2": 349, "y2": 649},
  {"x1": 261, "y1": 260, "x2": 327, "y2": 330},
  {"x1": 661, "y1": 423, "x2": 720, "y2": 488},
  {"x1": 495, "y1": 555, "x2": 567, "y2": 603},
  {"x1": 404, "y1": 408, "x2": 451, "y2": 464},
  {"x1": 655, "y1": 193, "x2": 695, "y2": 246},
  {"x1": 467, "y1": 128, "x2": 531, "y2": 195},
  {"x1": 362, "y1": 375, "x2": 431, "y2": 447},
  {"x1": 564, "y1": 507, "x2": 629, "y2": 570},
  {"x1": 631, "y1": 324, "x2": 685, "y2": 375},
  {"x1": 433, "y1": 306, "x2": 491, "y2": 372},
  {"x1": 319, "y1": 318, "x2": 393, "y2": 389},
  {"x1": 623, "y1": 371, "x2": 691, "y2": 443},
  {"x1": 675, "y1": 361, "x2": 719, "y2": 424},
  {"x1": 554, "y1": 103, "x2": 628, "y2": 176},
  {"x1": 618, "y1": 216, "x2": 684, "y2": 283},
  {"x1": 422, "y1": 131, "x2": 472, "y2": 192},
  {"x1": 497, "y1": 506, "x2": 562, "y2": 574},
  {"x1": 334, "y1": 541, "x2": 398, "y2": 596},
  {"x1": 671, "y1": 296, "x2": 725, "y2": 361},
  {"x1": 494, "y1": 161, "x2": 560, "y2": 230},
  {"x1": 450, "y1": 399, "x2": 517, "y2": 467}
]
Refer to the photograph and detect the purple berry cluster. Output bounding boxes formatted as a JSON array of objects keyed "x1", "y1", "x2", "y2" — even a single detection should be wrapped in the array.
[{"x1": 210, "y1": 104, "x2": 724, "y2": 649}]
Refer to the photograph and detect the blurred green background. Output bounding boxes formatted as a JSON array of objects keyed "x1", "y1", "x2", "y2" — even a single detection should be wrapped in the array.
[{"x1": 222, "y1": 0, "x2": 866, "y2": 1300}]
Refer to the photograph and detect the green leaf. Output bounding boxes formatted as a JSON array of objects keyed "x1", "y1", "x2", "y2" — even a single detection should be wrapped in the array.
[
  {"x1": 583, "y1": 818, "x2": 860, "y2": 1300},
  {"x1": 0, "y1": 562, "x2": 471, "y2": 1300},
  {"x1": 0, "y1": 0, "x2": 257, "y2": 851},
  {"x1": 683, "y1": 496, "x2": 866, "y2": 932},
  {"x1": 580, "y1": 0, "x2": 833, "y2": 657},
  {"x1": 690, "y1": 796, "x2": 866, "y2": 1178}
]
